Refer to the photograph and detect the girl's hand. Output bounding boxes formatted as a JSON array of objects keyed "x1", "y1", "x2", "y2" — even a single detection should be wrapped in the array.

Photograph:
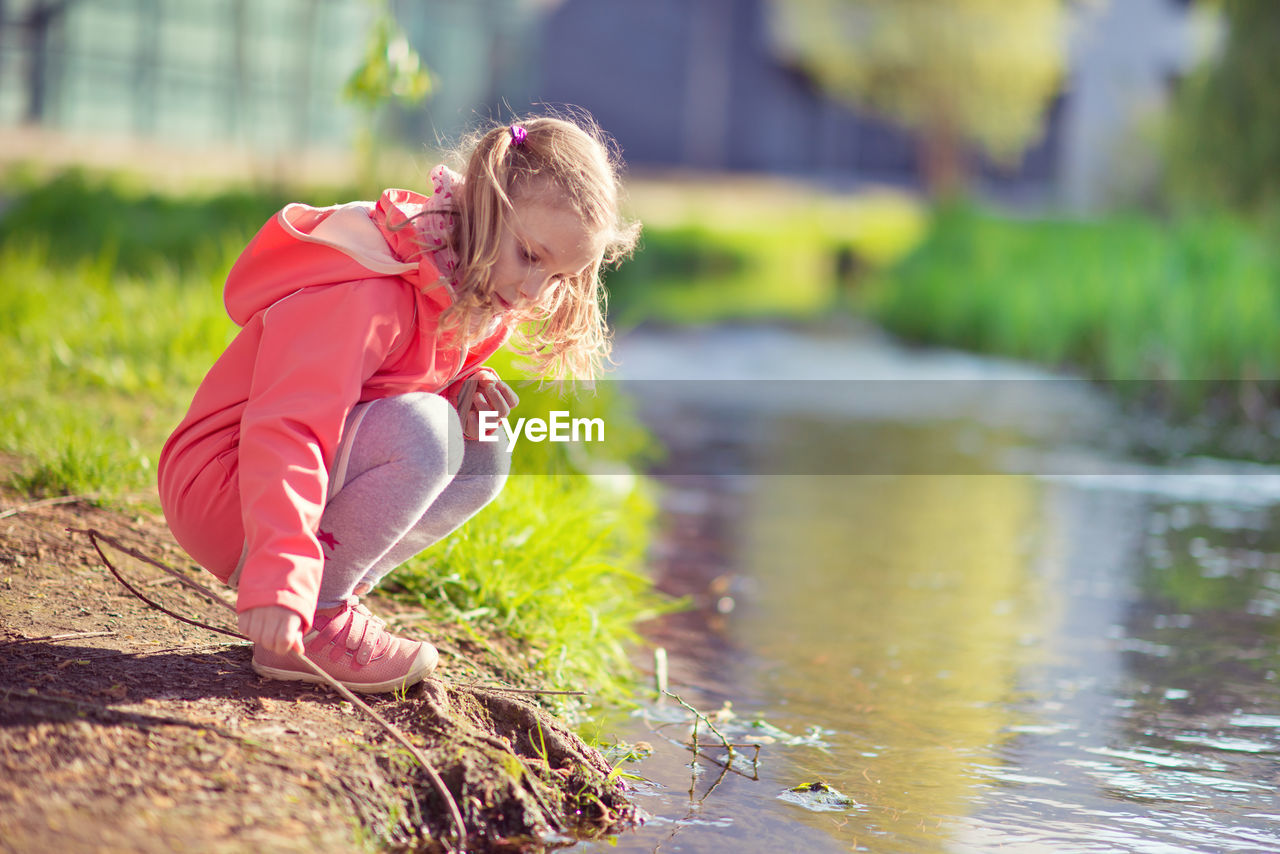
[
  {"x1": 238, "y1": 605, "x2": 305, "y2": 655},
  {"x1": 462, "y1": 375, "x2": 519, "y2": 440}
]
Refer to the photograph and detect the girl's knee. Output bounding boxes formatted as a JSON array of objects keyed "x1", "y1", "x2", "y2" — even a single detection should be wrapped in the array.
[
  {"x1": 367, "y1": 392, "x2": 464, "y2": 477},
  {"x1": 475, "y1": 468, "x2": 509, "y2": 506},
  {"x1": 463, "y1": 431, "x2": 512, "y2": 479},
  {"x1": 450, "y1": 436, "x2": 510, "y2": 507}
]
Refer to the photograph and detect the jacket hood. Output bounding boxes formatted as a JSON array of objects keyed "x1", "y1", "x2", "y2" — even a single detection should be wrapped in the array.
[{"x1": 224, "y1": 187, "x2": 450, "y2": 326}]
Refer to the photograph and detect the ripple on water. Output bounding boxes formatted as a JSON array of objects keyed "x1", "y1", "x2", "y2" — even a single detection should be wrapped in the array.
[
  {"x1": 1080, "y1": 746, "x2": 1229, "y2": 771},
  {"x1": 1170, "y1": 733, "x2": 1276, "y2": 753}
]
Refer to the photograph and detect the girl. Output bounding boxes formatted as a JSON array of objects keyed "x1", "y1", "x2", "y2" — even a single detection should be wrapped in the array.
[{"x1": 158, "y1": 115, "x2": 640, "y2": 693}]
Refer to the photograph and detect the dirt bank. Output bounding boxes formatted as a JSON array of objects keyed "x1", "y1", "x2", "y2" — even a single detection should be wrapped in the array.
[{"x1": 0, "y1": 487, "x2": 639, "y2": 853}]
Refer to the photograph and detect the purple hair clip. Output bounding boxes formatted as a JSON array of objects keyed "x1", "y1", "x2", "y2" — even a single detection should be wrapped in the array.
[{"x1": 509, "y1": 124, "x2": 528, "y2": 147}]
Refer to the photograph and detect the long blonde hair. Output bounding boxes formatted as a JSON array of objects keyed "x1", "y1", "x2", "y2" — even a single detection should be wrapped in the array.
[{"x1": 436, "y1": 113, "x2": 640, "y2": 383}]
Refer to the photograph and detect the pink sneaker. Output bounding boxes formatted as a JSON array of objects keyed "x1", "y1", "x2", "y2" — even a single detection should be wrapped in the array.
[{"x1": 252, "y1": 597, "x2": 438, "y2": 693}]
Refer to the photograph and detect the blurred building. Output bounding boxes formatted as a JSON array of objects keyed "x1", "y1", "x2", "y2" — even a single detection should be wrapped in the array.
[
  {"x1": 0, "y1": 0, "x2": 374, "y2": 150},
  {"x1": 0, "y1": 0, "x2": 1208, "y2": 208},
  {"x1": 0, "y1": 0, "x2": 531, "y2": 156},
  {"x1": 536, "y1": 0, "x2": 941, "y2": 186},
  {"x1": 533, "y1": 0, "x2": 1208, "y2": 208}
]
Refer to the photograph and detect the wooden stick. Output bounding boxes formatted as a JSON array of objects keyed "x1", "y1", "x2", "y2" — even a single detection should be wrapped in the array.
[
  {"x1": 286, "y1": 652, "x2": 468, "y2": 851},
  {"x1": 0, "y1": 490, "x2": 148, "y2": 521},
  {"x1": 0, "y1": 494, "x2": 99, "y2": 520},
  {"x1": 640, "y1": 716, "x2": 760, "y2": 783},
  {"x1": 663, "y1": 690, "x2": 736, "y2": 759},
  {"x1": 69, "y1": 526, "x2": 469, "y2": 853},
  {"x1": 66, "y1": 527, "x2": 235, "y2": 613},
  {"x1": 70, "y1": 528, "x2": 243, "y2": 640},
  {"x1": 448, "y1": 680, "x2": 586, "y2": 698},
  {"x1": 3, "y1": 630, "x2": 115, "y2": 645},
  {"x1": 653, "y1": 646, "x2": 669, "y2": 697}
]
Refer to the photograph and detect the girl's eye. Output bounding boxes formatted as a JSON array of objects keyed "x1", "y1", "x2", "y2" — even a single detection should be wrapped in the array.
[{"x1": 520, "y1": 246, "x2": 539, "y2": 264}]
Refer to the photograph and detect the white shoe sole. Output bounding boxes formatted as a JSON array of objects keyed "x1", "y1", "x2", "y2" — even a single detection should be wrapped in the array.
[{"x1": 251, "y1": 646, "x2": 438, "y2": 694}]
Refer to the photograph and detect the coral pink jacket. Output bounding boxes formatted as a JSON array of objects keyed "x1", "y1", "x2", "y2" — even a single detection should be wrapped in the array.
[{"x1": 158, "y1": 188, "x2": 509, "y2": 629}]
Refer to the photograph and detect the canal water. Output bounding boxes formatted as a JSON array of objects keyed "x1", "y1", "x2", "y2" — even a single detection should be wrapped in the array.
[{"x1": 580, "y1": 324, "x2": 1280, "y2": 853}]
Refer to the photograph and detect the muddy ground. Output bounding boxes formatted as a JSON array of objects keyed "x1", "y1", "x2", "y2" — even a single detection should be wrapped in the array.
[{"x1": 0, "y1": 486, "x2": 640, "y2": 853}]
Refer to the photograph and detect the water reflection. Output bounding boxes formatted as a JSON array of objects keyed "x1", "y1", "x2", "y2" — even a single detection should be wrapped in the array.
[
  {"x1": 579, "y1": 327, "x2": 1280, "y2": 854},
  {"x1": 741, "y1": 470, "x2": 1042, "y2": 851},
  {"x1": 954, "y1": 490, "x2": 1280, "y2": 853}
]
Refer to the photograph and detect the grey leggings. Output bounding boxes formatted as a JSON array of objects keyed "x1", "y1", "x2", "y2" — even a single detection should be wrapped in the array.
[{"x1": 313, "y1": 392, "x2": 510, "y2": 609}]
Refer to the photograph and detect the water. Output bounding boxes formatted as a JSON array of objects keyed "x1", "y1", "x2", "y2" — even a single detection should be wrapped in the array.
[{"x1": 577, "y1": 325, "x2": 1280, "y2": 853}]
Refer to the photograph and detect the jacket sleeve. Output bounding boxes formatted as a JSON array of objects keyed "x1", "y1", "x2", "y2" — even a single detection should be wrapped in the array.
[
  {"x1": 441, "y1": 366, "x2": 498, "y2": 412},
  {"x1": 234, "y1": 279, "x2": 410, "y2": 628},
  {"x1": 439, "y1": 326, "x2": 513, "y2": 409}
]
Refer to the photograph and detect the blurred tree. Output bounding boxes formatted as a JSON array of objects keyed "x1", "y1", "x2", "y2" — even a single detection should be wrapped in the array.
[
  {"x1": 343, "y1": 3, "x2": 433, "y2": 184},
  {"x1": 770, "y1": 0, "x2": 1069, "y2": 196},
  {"x1": 343, "y1": 10, "x2": 433, "y2": 112},
  {"x1": 1167, "y1": 0, "x2": 1280, "y2": 216}
]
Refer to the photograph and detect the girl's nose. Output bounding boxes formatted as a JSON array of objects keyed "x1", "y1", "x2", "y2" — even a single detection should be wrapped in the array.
[{"x1": 520, "y1": 274, "x2": 553, "y2": 300}]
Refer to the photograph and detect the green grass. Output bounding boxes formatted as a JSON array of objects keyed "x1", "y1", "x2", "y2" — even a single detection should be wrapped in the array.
[
  {"x1": 0, "y1": 242, "x2": 235, "y2": 497},
  {"x1": 388, "y1": 472, "x2": 664, "y2": 697},
  {"x1": 385, "y1": 347, "x2": 670, "y2": 698},
  {"x1": 0, "y1": 169, "x2": 670, "y2": 699},
  {"x1": 864, "y1": 204, "x2": 1280, "y2": 420},
  {"x1": 609, "y1": 179, "x2": 925, "y2": 325},
  {"x1": 0, "y1": 167, "x2": 306, "y2": 276}
]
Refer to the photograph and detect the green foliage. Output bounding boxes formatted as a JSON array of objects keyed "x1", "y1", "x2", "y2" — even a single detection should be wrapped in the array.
[
  {"x1": 342, "y1": 11, "x2": 432, "y2": 111},
  {"x1": 389, "y1": 474, "x2": 665, "y2": 698},
  {"x1": 770, "y1": 0, "x2": 1069, "y2": 191},
  {"x1": 0, "y1": 169, "x2": 307, "y2": 495},
  {"x1": 385, "y1": 347, "x2": 669, "y2": 698},
  {"x1": 864, "y1": 203, "x2": 1280, "y2": 419},
  {"x1": 0, "y1": 241, "x2": 236, "y2": 496},
  {"x1": 605, "y1": 223, "x2": 832, "y2": 325},
  {"x1": 1166, "y1": 0, "x2": 1280, "y2": 216},
  {"x1": 340, "y1": 6, "x2": 433, "y2": 196},
  {"x1": 608, "y1": 187, "x2": 925, "y2": 325},
  {"x1": 0, "y1": 168, "x2": 300, "y2": 276}
]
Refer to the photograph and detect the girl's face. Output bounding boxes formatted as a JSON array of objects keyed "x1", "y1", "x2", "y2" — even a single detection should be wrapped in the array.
[{"x1": 489, "y1": 190, "x2": 601, "y2": 314}]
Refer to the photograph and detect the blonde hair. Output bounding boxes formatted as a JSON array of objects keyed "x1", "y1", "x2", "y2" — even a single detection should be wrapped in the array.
[{"x1": 436, "y1": 113, "x2": 640, "y2": 383}]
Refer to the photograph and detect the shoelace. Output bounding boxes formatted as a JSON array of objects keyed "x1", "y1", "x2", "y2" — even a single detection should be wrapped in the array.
[
  {"x1": 335, "y1": 597, "x2": 392, "y2": 658},
  {"x1": 352, "y1": 600, "x2": 387, "y2": 630}
]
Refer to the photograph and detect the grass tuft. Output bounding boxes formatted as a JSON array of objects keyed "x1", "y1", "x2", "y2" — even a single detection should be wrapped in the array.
[{"x1": 864, "y1": 203, "x2": 1280, "y2": 428}]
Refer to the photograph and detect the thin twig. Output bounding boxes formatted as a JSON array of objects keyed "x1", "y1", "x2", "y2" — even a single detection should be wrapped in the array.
[
  {"x1": 662, "y1": 690, "x2": 736, "y2": 759},
  {"x1": 447, "y1": 679, "x2": 586, "y2": 698},
  {"x1": 73, "y1": 641, "x2": 248, "y2": 661},
  {"x1": 287, "y1": 653, "x2": 468, "y2": 852},
  {"x1": 144, "y1": 576, "x2": 182, "y2": 587},
  {"x1": 70, "y1": 527, "x2": 243, "y2": 640},
  {"x1": 1, "y1": 685, "x2": 112, "y2": 712},
  {"x1": 653, "y1": 647, "x2": 669, "y2": 698},
  {"x1": 3, "y1": 630, "x2": 115, "y2": 645},
  {"x1": 0, "y1": 494, "x2": 100, "y2": 520},
  {"x1": 640, "y1": 706, "x2": 760, "y2": 783},
  {"x1": 650, "y1": 728, "x2": 759, "y2": 783},
  {"x1": 696, "y1": 753, "x2": 732, "y2": 801},
  {"x1": 66, "y1": 527, "x2": 235, "y2": 613},
  {"x1": 68, "y1": 526, "x2": 469, "y2": 853}
]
